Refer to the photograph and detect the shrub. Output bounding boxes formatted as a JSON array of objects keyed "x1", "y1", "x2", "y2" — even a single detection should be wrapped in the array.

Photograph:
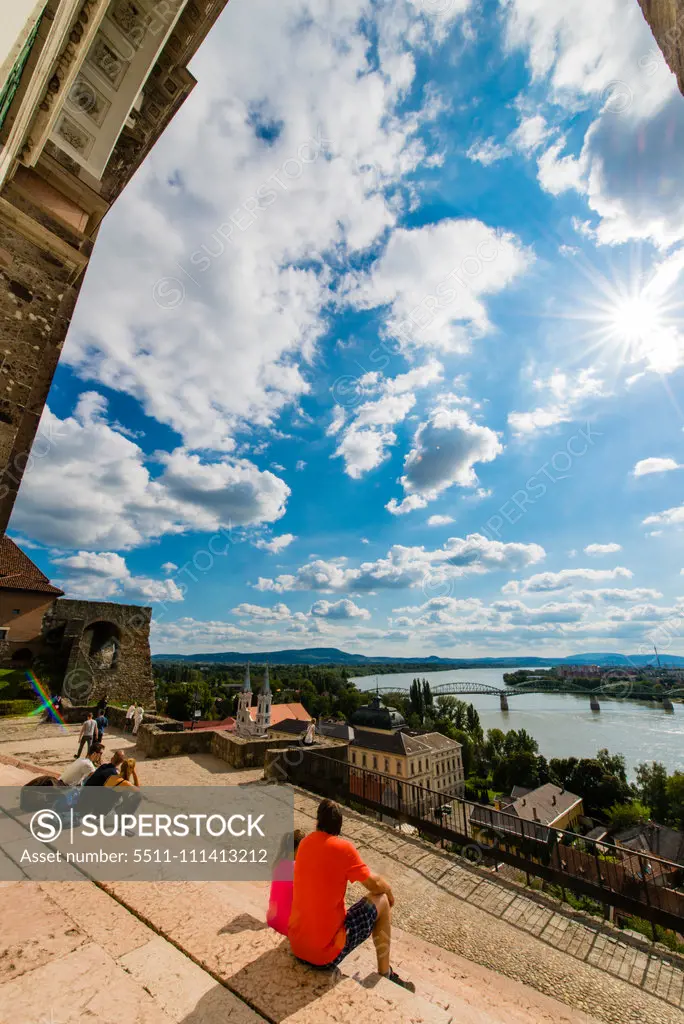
[{"x1": 0, "y1": 699, "x2": 40, "y2": 717}]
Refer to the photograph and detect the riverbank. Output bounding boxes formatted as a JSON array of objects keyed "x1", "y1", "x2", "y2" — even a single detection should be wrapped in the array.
[{"x1": 350, "y1": 669, "x2": 684, "y2": 778}]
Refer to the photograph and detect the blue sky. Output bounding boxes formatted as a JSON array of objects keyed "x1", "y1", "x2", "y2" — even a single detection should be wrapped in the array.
[{"x1": 10, "y1": 0, "x2": 684, "y2": 656}]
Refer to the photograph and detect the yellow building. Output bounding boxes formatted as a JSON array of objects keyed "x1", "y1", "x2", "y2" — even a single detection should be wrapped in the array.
[{"x1": 348, "y1": 697, "x2": 464, "y2": 797}]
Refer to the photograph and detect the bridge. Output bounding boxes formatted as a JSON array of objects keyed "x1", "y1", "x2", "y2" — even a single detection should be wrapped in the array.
[{"x1": 373, "y1": 680, "x2": 683, "y2": 711}]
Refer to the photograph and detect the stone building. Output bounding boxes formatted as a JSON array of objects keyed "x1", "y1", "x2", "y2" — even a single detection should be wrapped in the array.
[
  {"x1": 236, "y1": 663, "x2": 273, "y2": 739},
  {"x1": 638, "y1": 0, "x2": 684, "y2": 95},
  {"x1": 0, "y1": 0, "x2": 230, "y2": 534},
  {"x1": 348, "y1": 696, "x2": 465, "y2": 796},
  {"x1": 0, "y1": 535, "x2": 154, "y2": 705}
]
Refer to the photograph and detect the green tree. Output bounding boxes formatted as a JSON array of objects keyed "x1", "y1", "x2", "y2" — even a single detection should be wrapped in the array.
[
  {"x1": 597, "y1": 748, "x2": 627, "y2": 783},
  {"x1": 409, "y1": 679, "x2": 424, "y2": 722},
  {"x1": 607, "y1": 800, "x2": 650, "y2": 832},
  {"x1": 492, "y1": 750, "x2": 540, "y2": 793},
  {"x1": 635, "y1": 761, "x2": 670, "y2": 823},
  {"x1": 666, "y1": 771, "x2": 684, "y2": 829}
]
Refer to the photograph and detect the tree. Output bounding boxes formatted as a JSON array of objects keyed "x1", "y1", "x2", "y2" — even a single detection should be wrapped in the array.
[
  {"x1": 666, "y1": 771, "x2": 684, "y2": 829},
  {"x1": 466, "y1": 703, "x2": 480, "y2": 734},
  {"x1": 635, "y1": 762, "x2": 670, "y2": 823},
  {"x1": 164, "y1": 680, "x2": 215, "y2": 721},
  {"x1": 597, "y1": 748, "x2": 627, "y2": 783},
  {"x1": 422, "y1": 679, "x2": 434, "y2": 719},
  {"x1": 607, "y1": 800, "x2": 650, "y2": 832},
  {"x1": 409, "y1": 679, "x2": 424, "y2": 723},
  {"x1": 492, "y1": 750, "x2": 540, "y2": 793},
  {"x1": 565, "y1": 759, "x2": 631, "y2": 819}
]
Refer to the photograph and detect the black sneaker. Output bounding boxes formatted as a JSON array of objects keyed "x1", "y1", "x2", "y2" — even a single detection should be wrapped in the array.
[{"x1": 385, "y1": 968, "x2": 415, "y2": 993}]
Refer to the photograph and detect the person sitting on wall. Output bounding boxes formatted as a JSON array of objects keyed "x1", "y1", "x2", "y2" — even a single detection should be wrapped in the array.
[
  {"x1": 288, "y1": 798, "x2": 414, "y2": 991},
  {"x1": 60, "y1": 743, "x2": 104, "y2": 786}
]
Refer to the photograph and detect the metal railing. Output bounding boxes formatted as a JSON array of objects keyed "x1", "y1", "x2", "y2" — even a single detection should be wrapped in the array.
[{"x1": 273, "y1": 747, "x2": 684, "y2": 935}]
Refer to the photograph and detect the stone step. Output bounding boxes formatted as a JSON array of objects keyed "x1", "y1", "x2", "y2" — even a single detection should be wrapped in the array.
[{"x1": 99, "y1": 878, "x2": 598, "y2": 1024}]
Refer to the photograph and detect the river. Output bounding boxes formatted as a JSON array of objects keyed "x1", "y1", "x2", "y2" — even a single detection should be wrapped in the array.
[{"x1": 350, "y1": 668, "x2": 684, "y2": 779}]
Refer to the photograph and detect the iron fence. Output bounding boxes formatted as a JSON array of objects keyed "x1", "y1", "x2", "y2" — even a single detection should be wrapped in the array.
[{"x1": 273, "y1": 747, "x2": 684, "y2": 935}]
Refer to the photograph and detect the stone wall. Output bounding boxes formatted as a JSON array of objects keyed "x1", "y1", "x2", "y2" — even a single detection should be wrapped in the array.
[
  {"x1": 638, "y1": 0, "x2": 684, "y2": 94},
  {"x1": 264, "y1": 742, "x2": 349, "y2": 783},
  {"x1": 48, "y1": 599, "x2": 155, "y2": 708}
]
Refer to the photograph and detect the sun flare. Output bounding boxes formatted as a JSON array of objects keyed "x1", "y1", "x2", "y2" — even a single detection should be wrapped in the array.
[{"x1": 609, "y1": 294, "x2": 665, "y2": 344}]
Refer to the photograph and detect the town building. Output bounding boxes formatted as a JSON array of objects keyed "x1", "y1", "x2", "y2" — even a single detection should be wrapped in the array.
[
  {"x1": 471, "y1": 783, "x2": 584, "y2": 842},
  {"x1": 0, "y1": 0, "x2": 230, "y2": 535},
  {"x1": 348, "y1": 696, "x2": 465, "y2": 796},
  {"x1": 235, "y1": 664, "x2": 274, "y2": 739},
  {"x1": 0, "y1": 535, "x2": 154, "y2": 705}
]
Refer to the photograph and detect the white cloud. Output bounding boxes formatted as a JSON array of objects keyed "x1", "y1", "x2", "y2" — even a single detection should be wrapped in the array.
[
  {"x1": 310, "y1": 598, "x2": 371, "y2": 620},
  {"x1": 387, "y1": 406, "x2": 502, "y2": 512},
  {"x1": 643, "y1": 504, "x2": 684, "y2": 528},
  {"x1": 334, "y1": 359, "x2": 443, "y2": 478},
  {"x1": 466, "y1": 138, "x2": 509, "y2": 166},
  {"x1": 256, "y1": 533, "x2": 545, "y2": 592},
  {"x1": 161, "y1": 562, "x2": 179, "y2": 575},
  {"x1": 295, "y1": 460, "x2": 307, "y2": 471},
  {"x1": 344, "y1": 219, "x2": 531, "y2": 353},
  {"x1": 232, "y1": 602, "x2": 302, "y2": 622},
  {"x1": 508, "y1": 369, "x2": 607, "y2": 436},
  {"x1": 504, "y1": 0, "x2": 682, "y2": 247},
  {"x1": 583, "y1": 543, "x2": 621, "y2": 556},
  {"x1": 51, "y1": 551, "x2": 184, "y2": 603},
  {"x1": 427, "y1": 514, "x2": 455, "y2": 526},
  {"x1": 510, "y1": 114, "x2": 551, "y2": 155},
  {"x1": 12, "y1": 394, "x2": 289, "y2": 550},
  {"x1": 536, "y1": 138, "x2": 585, "y2": 195},
  {"x1": 504, "y1": 566, "x2": 633, "y2": 594},
  {"x1": 61, "y1": 0, "x2": 474, "y2": 452},
  {"x1": 633, "y1": 457, "x2": 682, "y2": 477},
  {"x1": 255, "y1": 533, "x2": 297, "y2": 554}
]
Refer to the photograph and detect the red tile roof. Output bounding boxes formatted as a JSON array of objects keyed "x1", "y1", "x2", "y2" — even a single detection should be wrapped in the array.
[
  {"x1": 0, "y1": 537, "x2": 63, "y2": 595},
  {"x1": 248, "y1": 702, "x2": 311, "y2": 726}
]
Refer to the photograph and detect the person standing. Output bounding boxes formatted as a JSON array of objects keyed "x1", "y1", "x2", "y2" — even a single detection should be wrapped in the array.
[
  {"x1": 288, "y1": 798, "x2": 414, "y2": 990},
  {"x1": 125, "y1": 703, "x2": 136, "y2": 732},
  {"x1": 95, "y1": 708, "x2": 108, "y2": 743},
  {"x1": 75, "y1": 713, "x2": 98, "y2": 758},
  {"x1": 132, "y1": 704, "x2": 144, "y2": 735}
]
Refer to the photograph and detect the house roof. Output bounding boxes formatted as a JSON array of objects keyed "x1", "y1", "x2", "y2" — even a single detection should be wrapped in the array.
[
  {"x1": 352, "y1": 728, "x2": 461, "y2": 757},
  {"x1": 249, "y1": 702, "x2": 311, "y2": 726},
  {"x1": 0, "y1": 537, "x2": 63, "y2": 596},
  {"x1": 506, "y1": 783, "x2": 582, "y2": 827},
  {"x1": 615, "y1": 823, "x2": 684, "y2": 865},
  {"x1": 183, "y1": 703, "x2": 311, "y2": 732}
]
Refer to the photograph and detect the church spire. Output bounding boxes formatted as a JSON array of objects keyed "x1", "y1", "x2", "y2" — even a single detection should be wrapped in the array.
[
  {"x1": 243, "y1": 662, "x2": 251, "y2": 692},
  {"x1": 262, "y1": 663, "x2": 271, "y2": 694}
]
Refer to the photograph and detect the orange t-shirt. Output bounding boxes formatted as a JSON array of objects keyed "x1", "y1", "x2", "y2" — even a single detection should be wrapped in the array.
[{"x1": 288, "y1": 830, "x2": 371, "y2": 965}]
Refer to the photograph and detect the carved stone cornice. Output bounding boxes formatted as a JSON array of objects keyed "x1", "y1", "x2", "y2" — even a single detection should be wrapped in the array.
[{"x1": 19, "y1": 0, "x2": 107, "y2": 166}]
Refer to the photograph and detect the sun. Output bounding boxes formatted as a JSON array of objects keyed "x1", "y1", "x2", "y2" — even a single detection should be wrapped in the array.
[
  {"x1": 584, "y1": 280, "x2": 683, "y2": 375},
  {"x1": 609, "y1": 293, "x2": 665, "y2": 345}
]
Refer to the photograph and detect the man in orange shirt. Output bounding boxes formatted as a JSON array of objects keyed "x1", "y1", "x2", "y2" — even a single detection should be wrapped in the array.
[{"x1": 288, "y1": 798, "x2": 414, "y2": 991}]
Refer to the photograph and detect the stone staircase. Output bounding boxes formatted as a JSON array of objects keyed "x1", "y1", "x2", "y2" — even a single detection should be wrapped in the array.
[{"x1": 98, "y1": 876, "x2": 598, "y2": 1024}]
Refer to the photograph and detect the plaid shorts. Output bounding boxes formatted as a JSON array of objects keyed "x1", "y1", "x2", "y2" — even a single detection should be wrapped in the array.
[{"x1": 305, "y1": 897, "x2": 378, "y2": 970}]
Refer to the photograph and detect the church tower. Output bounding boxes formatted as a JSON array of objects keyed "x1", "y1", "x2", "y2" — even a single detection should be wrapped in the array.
[
  {"x1": 255, "y1": 664, "x2": 272, "y2": 737},
  {"x1": 236, "y1": 664, "x2": 254, "y2": 738}
]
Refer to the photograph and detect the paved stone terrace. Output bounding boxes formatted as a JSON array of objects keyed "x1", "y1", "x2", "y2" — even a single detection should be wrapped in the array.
[
  {"x1": 0, "y1": 718, "x2": 683, "y2": 1024},
  {"x1": 290, "y1": 791, "x2": 684, "y2": 1024}
]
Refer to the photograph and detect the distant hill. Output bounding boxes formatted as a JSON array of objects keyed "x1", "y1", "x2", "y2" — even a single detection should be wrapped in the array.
[{"x1": 151, "y1": 647, "x2": 684, "y2": 667}]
